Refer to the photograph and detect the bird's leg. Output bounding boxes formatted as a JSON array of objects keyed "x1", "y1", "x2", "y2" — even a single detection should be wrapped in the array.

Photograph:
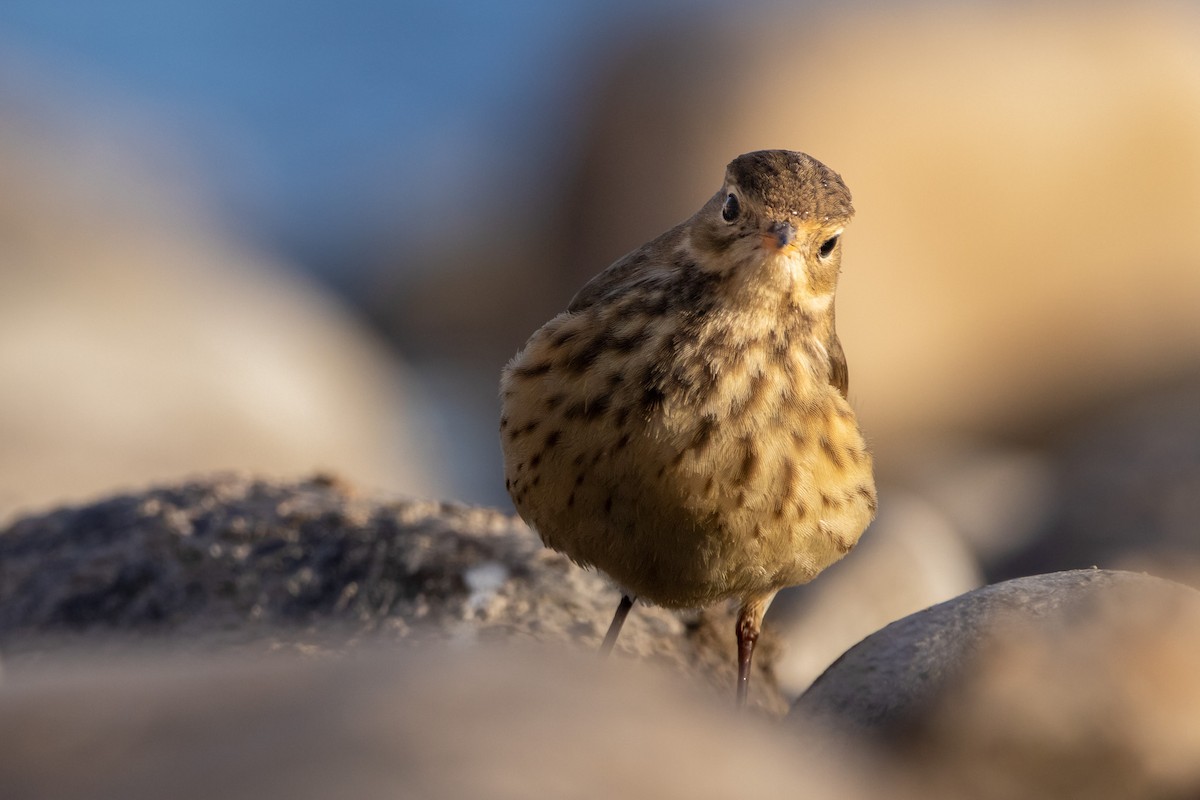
[
  {"x1": 599, "y1": 594, "x2": 635, "y2": 657},
  {"x1": 735, "y1": 592, "x2": 777, "y2": 708}
]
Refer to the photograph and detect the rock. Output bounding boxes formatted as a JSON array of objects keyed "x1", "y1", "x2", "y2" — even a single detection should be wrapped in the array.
[
  {"x1": 0, "y1": 95, "x2": 440, "y2": 521},
  {"x1": 897, "y1": 571, "x2": 1200, "y2": 800},
  {"x1": 0, "y1": 642, "x2": 878, "y2": 800},
  {"x1": 0, "y1": 474, "x2": 786, "y2": 713},
  {"x1": 789, "y1": 570, "x2": 1200, "y2": 739},
  {"x1": 996, "y1": 377, "x2": 1200, "y2": 585}
]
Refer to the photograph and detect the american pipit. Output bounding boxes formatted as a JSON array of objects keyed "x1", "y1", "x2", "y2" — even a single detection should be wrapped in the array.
[{"x1": 500, "y1": 150, "x2": 876, "y2": 706}]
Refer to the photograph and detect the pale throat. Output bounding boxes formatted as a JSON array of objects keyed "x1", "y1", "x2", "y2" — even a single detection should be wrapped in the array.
[{"x1": 726, "y1": 246, "x2": 836, "y2": 320}]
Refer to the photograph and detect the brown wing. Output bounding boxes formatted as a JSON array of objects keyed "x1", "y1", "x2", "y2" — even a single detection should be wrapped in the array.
[
  {"x1": 566, "y1": 226, "x2": 684, "y2": 314},
  {"x1": 828, "y1": 331, "x2": 849, "y2": 398}
]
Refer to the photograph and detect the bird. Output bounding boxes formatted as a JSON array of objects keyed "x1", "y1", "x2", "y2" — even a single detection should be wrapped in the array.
[{"x1": 500, "y1": 149, "x2": 876, "y2": 706}]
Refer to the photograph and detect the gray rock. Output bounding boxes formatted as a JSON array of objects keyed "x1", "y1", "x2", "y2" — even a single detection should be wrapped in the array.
[
  {"x1": 789, "y1": 569, "x2": 1200, "y2": 736},
  {"x1": 0, "y1": 473, "x2": 786, "y2": 712}
]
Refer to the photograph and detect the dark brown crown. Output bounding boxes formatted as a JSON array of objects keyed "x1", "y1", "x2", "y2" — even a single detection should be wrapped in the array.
[{"x1": 726, "y1": 150, "x2": 853, "y2": 222}]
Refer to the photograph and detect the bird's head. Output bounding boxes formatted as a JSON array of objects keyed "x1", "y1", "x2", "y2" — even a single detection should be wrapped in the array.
[{"x1": 689, "y1": 150, "x2": 854, "y2": 306}]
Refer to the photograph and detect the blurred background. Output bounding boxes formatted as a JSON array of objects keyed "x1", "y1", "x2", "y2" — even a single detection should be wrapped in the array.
[{"x1": 3, "y1": 0, "x2": 1200, "y2": 691}]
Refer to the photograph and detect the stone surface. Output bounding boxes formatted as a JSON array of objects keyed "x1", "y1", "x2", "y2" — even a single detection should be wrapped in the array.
[
  {"x1": 0, "y1": 473, "x2": 786, "y2": 713},
  {"x1": 789, "y1": 569, "x2": 1200, "y2": 736},
  {"x1": 0, "y1": 643, "x2": 879, "y2": 800},
  {"x1": 896, "y1": 569, "x2": 1200, "y2": 800}
]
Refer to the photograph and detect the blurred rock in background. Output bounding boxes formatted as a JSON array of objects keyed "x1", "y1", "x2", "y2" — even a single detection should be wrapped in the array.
[
  {"x1": 0, "y1": 87, "x2": 443, "y2": 522},
  {"x1": 996, "y1": 376, "x2": 1200, "y2": 585}
]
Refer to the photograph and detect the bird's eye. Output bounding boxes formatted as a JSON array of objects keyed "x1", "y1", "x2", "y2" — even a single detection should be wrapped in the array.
[
  {"x1": 819, "y1": 235, "x2": 839, "y2": 258},
  {"x1": 721, "y1": 193, "x2": 740, "y2": 223}
]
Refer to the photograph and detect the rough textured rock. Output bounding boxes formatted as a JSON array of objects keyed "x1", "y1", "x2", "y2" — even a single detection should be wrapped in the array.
[
  {"x1": 789, "y1": 570, "x2": 1200, "y2": 736},
  {"x1": 0, "y1": 473, "x2": 786, "y2": 713}
]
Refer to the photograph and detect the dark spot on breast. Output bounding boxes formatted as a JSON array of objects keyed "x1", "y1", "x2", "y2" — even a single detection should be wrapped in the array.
[
  {"x1": 512, "y1": 361, "x2": 552, "y2": 379},
  {"x1": 612, "y1": 326, "x2": 650, "y2": 353},
  {"x1": 820, "y1": 435, "x2": 844, "y2": 469},
  {"x1": 688, "y1": 414, "x2": 717, "y2": 453},
  {"x1": 544, "y1": 430, "x2": 561, "y2": 448},
  {"x1": 563, "y1": 335, "x2": 608, "y2": 374},
  {"x1": 565, "y1": 394, "x2": 612, "y2": 421},
  {"x1": 545, "y1": 393, "x2": 566, "y2": 412},
  {"x1": 770, "y1": 340, "x2": 791, "y2": 368},
  {"x1": 552, "y1": 327, "x2": 581, "y2": 348},
  {"x1": 820, "y1": 491, "x2": 843, "y2": 510},
  {"x1": 733, "y1": 371, "x2": 769, "y2": 421},
  {"x1": 574, "y1": 473, "x2": 586, "y2": 487},
  {"x1": 603, "y1": 495, "x2": 613, "y2": 514},
  {"x1": 530, "y1": 454, "x2": 542, "y2": 469},
  {"x1": 780, "y1": 456, "x2": 797, "y2": 500},
  {"x1": 511, "y1": 420, "x2": 541, "y2": 439},
  {"x1": 736, "y1": 438, "x2": 759, "y2": 486},
  {"x1": 703, "y1": 475, "x2": 715, "y2": 497},
  {"x1": 567, "y1": 492, "x2": 575, "y2": 508},
  {"x1": 606, "y1": 371, "x2": 624, "y2": 388},
  {"x1": 615, "y1": 433, "x2": 630, "y2": 450},
  {"x1": 630, "y1": 291, "x2": 671, "y2": 317},
  {"x1": 499, "y1": 416, "x2": 509, "y2": 430},
  {"x1": 641, "y1": 386, "x2": 666, "y2": 415},
  {"x1": 735, "y1": 491, "x2": 747, "y2": 509},
  {"x1": 857, "y1": 484, "x2": 878, "y2": 513}
]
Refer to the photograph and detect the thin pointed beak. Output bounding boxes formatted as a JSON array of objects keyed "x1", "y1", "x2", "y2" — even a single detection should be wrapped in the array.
[{"x1": 765, "y1": 220, "x2": 797, "y2": 251}]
